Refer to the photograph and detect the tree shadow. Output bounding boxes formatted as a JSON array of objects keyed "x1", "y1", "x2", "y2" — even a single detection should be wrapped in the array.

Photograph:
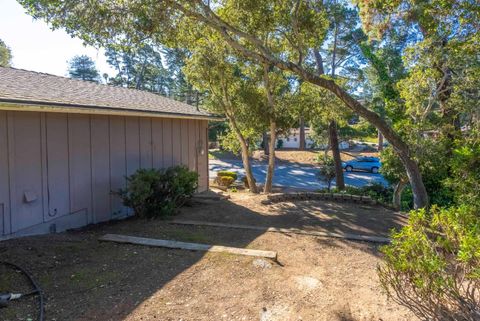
[
  {"x1": 210, "y1": 157, "x2": 388, "y2": 191},
  {"x1": 0, "y1": 193, "x2": 402, "y2": 320}
]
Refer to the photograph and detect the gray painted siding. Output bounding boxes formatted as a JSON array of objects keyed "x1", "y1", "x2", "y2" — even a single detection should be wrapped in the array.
[
  {"x1": 0, "y1": 111, "x2": 208, "y2": 239},
  {"x1": 0, "y1": 111, "x2": 9, "y2": 235}
]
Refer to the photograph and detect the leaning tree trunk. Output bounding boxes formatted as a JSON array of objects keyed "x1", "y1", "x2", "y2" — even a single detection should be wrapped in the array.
[
  {"x1": 393, "y1": 179, "x2": 407, "y2": 211},
  {"x1": 329, "y1": 120, "x2": 345, "y2": 190},
  {"x1": 238, "y1": 139, "x2": 258, "y2": 193},
  {"x1": 264, "y1": 120, "x2": 276, "y2": 193},
  {"x1": 226, "y1": 115, "x2": 258, "y2": 194}
]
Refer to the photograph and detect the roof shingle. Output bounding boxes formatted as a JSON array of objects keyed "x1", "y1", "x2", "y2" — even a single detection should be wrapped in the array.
[{"x1": 0, "y1": 67, "x2": 212, "y2": 119}]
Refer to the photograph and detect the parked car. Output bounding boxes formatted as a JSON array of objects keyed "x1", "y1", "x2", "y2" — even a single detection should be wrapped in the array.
[{"x1": 342, "y1": 156, "x2": 381, "y2": 173}]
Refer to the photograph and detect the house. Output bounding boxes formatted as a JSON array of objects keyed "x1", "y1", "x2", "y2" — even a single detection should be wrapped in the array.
[
  {"x1": 0, "y1": 67, "x2": 215, "y2": 240},
  {"x1": 276, "y1": 127, "x2": 315, "y2": 149},
  {"x1": 275, "y1": 128, "x2": 349, "y2": 150}
]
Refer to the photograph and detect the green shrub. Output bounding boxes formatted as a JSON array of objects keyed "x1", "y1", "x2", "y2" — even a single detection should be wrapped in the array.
[
  {"x1": 445, "y1": 142, "x2": 480, "y2": 208},
  {"x1": 116, "y1": 166, "x2": 198, "y2": 218},
  {"x1": 216, "y1": 176, "x2": 235, "y2": 187},
  {"x1": 378, "y1": 205, "x2": 480, "y2": 320},
  {"x1": 217, "y1": 171, "x2": 238, "y2": 181}
]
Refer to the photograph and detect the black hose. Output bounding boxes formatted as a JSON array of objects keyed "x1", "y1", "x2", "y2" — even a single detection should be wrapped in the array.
[{"x1": 0, "y1": 261, "x2": 44, "y2": 321}]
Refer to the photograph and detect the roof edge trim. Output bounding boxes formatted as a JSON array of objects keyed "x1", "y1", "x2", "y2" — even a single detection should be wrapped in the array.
[{"x1": 0, "y1": 99, "x2": 223, "y2": 121}]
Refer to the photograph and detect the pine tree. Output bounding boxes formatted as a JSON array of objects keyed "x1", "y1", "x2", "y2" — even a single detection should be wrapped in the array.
[{"x1": 67, "y1": 55, "x2": 100, "y2": 82}]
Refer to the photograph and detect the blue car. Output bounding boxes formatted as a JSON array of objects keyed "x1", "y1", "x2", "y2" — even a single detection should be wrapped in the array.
[{"x1": 342, "y1": 156, "x2": 381, "y2": 174}]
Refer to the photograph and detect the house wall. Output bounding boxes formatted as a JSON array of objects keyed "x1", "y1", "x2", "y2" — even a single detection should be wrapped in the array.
[
  {"x1": 0, "y1": 110, "x2": 208, "y2": 240},
  {"x1": 277, "y1": 133, "x2": 314, "y2": 149}
]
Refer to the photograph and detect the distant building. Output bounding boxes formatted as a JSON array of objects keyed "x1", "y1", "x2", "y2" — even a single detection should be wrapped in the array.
[
  {"x1": 271, "y1": 127, "x2": 350, "y2": 150},
  {"x1": 276, "y1": 128, "x2": 315, "y2": 149}
]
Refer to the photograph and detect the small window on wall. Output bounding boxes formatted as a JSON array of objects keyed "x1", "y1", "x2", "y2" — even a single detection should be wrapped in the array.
[
  {"x1": 294, "y1": 138, "x2": 297, "y2": 142},
  {"x1": 286, "y1": 138, "x2": 290, "y2": 142}
]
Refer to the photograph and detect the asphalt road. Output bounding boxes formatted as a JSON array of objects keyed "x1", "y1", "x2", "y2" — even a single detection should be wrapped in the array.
[{"x1": 210, "y1": 159, "x2": 388, "y2": 190}]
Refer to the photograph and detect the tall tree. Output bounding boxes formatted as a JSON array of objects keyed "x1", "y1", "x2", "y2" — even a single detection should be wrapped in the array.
[
  {"x1": 163, "y1": 48, "x2": 199, "y2": 104},
  {"x1": 20, "y1": 0, "x2": 434, "y2": 208},
  {"x1": 0, "y1": 39, "x2": 12, "y2": 67},
  {"x1": 105, "y1": 44, "x2": 170, "y2": 94},
  {"x1": 67, "y1": 55, "x2": 99, "y2": 82},
  {"x1": 184, "y1": 35, "x2": 265, "y2": 193}
]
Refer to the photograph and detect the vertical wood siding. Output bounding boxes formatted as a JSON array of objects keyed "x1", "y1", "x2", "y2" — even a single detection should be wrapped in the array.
[
  {"x1": 0, "y1": 111, "x2": 9, "y2": 235},
  {"x1": 45, "y1": 113, "x2": 70, "y2": 221},
  {"x1": 67, "y1": 114, "x2": 92, "y2": 223},
  {"x1": 10, "y1": 112, "x2": 45, "y2": 232},
  {"x1": 0, "y1": 110, "x2": 209, "y2": 239},
  {"x1": 139, "y1": 118, "x2": 153, "y2": 169}
]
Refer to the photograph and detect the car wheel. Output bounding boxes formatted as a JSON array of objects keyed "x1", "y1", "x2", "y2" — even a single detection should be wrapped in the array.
[
  {"x1": 371, "y1": 167, "x2": 379, "y2": 174},
  {"x1": 345, "y1": 165, "x2": 353, "y2": 172}
]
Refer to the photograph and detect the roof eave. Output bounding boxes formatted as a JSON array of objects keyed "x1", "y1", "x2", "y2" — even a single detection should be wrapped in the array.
[{"x1": 0, "y1": 99, "x2": 223, "y2": 121}]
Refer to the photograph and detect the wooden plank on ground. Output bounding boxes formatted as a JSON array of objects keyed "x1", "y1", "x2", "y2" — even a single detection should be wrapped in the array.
[
  {"x1": 99, "y1": 233, "x2": 277, "y2": 259},
  {"x1": 169, "y1": 220, "x2": 390, "y2": 244}
]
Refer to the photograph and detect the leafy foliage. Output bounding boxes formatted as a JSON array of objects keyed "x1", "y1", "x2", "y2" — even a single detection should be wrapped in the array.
[
  {"x1": 445, "y1": 140, "x2": 480, "y2": 208},
  {"x1": 379, "y1": 205, "x2": 480, "y2": 321},
  {"x1": 117, "y1": 166, "x2": 198, "y2": 218},
  {"x1": 217, "y1": 128, "x2": 260, "y2": 156}
]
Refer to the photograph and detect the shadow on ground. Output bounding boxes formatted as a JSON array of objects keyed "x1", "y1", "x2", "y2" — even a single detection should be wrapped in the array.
[{"x1": 0, "y1": 194, "x2": 405, "y2": 320}]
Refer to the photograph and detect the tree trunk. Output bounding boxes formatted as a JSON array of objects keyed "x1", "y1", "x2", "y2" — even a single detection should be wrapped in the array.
[
  {"x1": 327, "y1": 21, "x2": 345, "y2": 191},
  {"x1": 378, "y1": 131, "x2": 384, "y2": 152},
  {"x1": 398, "y1": 153, "x2": 429, "y2": 208},
  {"x1": 393, "y1": 179, "x2": 407, "y2": 211},
  {"x1": 264, "y1": 120, "x2": 276, "y2": 193},
  {"x1": 239, "y1": 139, "x2": 258, "y2": 193},
  {"x1": 299, "y1": 116, "x2": 306, "y2": 150},
  {"x1": 329, "y1": 120, "x2": 345, "y2": 190},
  {"x1": 227, "y1": 115, "x2": 258, "y2": 193},
  {"x1": 263, "y1": 132, "x2": 269, "y2": 155}
]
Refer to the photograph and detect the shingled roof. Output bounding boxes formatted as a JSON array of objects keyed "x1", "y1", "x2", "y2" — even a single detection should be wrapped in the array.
[{"x1": 0, "y1": 67, "x2": 214, "y2": 119}]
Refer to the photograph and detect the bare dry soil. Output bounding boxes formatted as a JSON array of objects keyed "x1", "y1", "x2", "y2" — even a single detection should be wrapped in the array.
[{"x1": 1, "y1": 192, "x2": 415, "y2": 321}]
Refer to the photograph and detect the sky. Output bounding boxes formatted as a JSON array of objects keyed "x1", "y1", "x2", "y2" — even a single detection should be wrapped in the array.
[{"x1": 0, "y1": 0, "x2": 115, "y2": 77}]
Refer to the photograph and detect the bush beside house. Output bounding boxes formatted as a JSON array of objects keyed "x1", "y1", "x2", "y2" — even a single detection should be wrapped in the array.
[{"x1": 116, "y1": 166, "x2": 198, "y2": 218}]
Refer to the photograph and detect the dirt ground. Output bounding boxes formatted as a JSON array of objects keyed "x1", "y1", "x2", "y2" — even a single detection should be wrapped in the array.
[{"x1": 0, "y1": 192, "x2": 415, "y2": 321}]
